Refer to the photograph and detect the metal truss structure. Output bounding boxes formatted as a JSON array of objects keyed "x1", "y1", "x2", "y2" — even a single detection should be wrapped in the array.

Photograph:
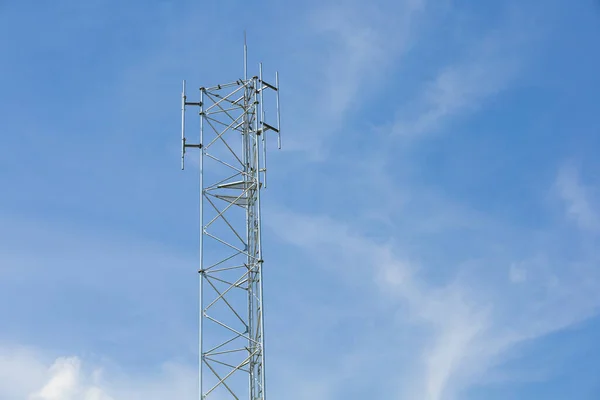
[{"x1": 181, "y1": 40, "x2": 280, "y2": 400}]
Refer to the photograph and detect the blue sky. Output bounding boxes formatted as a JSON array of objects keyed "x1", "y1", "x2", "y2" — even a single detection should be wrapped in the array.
[{"x1": 1, "y1": 0, "x2": 600, "y2": 399}]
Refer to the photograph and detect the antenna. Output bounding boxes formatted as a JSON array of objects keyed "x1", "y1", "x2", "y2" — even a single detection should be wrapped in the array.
[
  {"x1": 181, "y1": 83, "x2": 203, "y2": 170},
  {"x1": 276, "y1": 71, "x2": 281, "y2": 149},
  {"x1": 244, "y1": 30, "x2": 248, "y2": 81},
  {"x1": 180, "y1": 36, "x2": 281, "y2": 400},
  {"x1": 181, "y1": 80, "x2": 186, "y2": 170}
]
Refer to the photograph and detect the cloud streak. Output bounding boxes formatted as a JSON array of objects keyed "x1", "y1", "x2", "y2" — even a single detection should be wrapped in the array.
[
  {"x1": 391, "y1": 9, "x2": 533, "y2": 139},
  {"x1": 269, "y1": 163, "x2": 600, "y2": 399},
  {"x1": 282, "y1": 0, "x2": 427, "y2": 157},
  {"x1": 556, "y1": 162, "x2": 600, "y2": 231}
]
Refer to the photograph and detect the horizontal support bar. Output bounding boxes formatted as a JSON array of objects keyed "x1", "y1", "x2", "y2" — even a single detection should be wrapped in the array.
[
  {"x1": 184, "y1": 143, "x2": 202, "y2": 148},
  {"x1": 260, "y1": 80, "x2": 278, "y2": 91},
  {"x1": 262, "y1": 122, "x2": 279, "y2": 133},
  {"x1": 202, "y1": 80, "x2": 248, "y2": 91},
  {"x1": 184, "y1": 101, "x2": 202, "y2": 106}
]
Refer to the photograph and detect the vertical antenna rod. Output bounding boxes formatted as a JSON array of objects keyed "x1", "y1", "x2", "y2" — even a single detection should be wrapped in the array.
[
  {"x1": 259, "y1": 63, "x2": 267, "y2": 188},
  {"x1": 244, "y1": 31, "x2": 248, "y2": 82},
  {"x1": 181, "y1": 80, "x2": 186, "y2": 170},
  {"x1": 180, "y1": 36, "x2": 281, "y2": 400},
  {"x1": 275, "y1": 72, "x2": 281, "y2": 149}
]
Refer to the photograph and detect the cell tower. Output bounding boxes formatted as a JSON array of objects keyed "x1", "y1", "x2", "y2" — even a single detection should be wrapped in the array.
[{"x1": 180, "y1": 37, "x2": 280, "y2": 400}]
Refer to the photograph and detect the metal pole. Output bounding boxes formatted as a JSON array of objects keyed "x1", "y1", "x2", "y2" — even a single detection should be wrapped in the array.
[
  {"x1": 181, "y1": 80, "x2": 186, "y2": 170},
  {"x1": 244, "y1": 32, "x2": 248, "y2": 83},
  {"x1": 259, "y1": 63, "x2": 267, "y2": 188},
  {"x1": 244, "y1": 70, "x2": 253, "y2": 400},
  {"x1": 252, "y1": 76, "x2": 260, "y2": 399},
  {"x1": 275, "y1": 72, "x2": 281, "y2": 149},
  {"x1": 199, "y1": 88, "x2": 205, "y2": 400},
  {"x1": 255, "y1": 80, "x2": 267, "y2": 400}
]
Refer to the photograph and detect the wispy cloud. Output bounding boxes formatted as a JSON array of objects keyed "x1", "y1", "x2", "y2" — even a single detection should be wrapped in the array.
[
  {"x1": 509, "y1": 263, "x2": 528, "y2": 283},
  {"x1": 269, "y1": 173, "x2": 600, "y2": 399},
  {"x1": 391, "y1": 11, "x2": 533, "y2": 139},
  {"x1": 282, "y1": 0, "x2": 427, "y2": 157},
  {"x1": 555, "y1": 162, "x2": 600, "y2": 231},
  {"x1": 310, "y1": 0, "x2": 425, "y2": 120}
]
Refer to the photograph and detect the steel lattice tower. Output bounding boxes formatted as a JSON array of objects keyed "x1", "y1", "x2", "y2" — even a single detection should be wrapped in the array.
[{"x1": 180, "y1": 38, "x2": 280, "y2": 400}]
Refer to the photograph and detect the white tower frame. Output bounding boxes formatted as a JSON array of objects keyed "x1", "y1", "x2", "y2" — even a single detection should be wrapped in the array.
[{"x1": 181, "y1": 39, "x2": 280, "y2": 400}]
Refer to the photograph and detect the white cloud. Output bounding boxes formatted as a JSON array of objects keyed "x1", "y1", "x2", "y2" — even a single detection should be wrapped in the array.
[
  {"x1": 0, "y1": 217, "x2": 199, "y2": 399},
  {"x1": 282, "y1": 0, "x2": 427, "y2": 158},
  {"x1": 269, "y1": 203, "x2": 600, "y2": 400},
  {"x1": 555, "y1": 162, "x2": 599, "y2": 231},
  {"x1": 509, "y1": 263, "x2": 527, "y2": 283},
  {"x1": 311, "y1": 0, "x2": 424, "y2": 120},
  {"x1": 421, "y1": 293, "x2": 489, "y2": 400},
  {"x1": 28, "y1": 357, "x2": 114, "y2": 400},
  {"x1": 29, "y1": 357, "x2": 82, "y2": 400},
  {"x1": 391, "y1": 12, "x2": 531, "y2": 138},
  {"x1": 0, "y1": 348, "x2": 196, "y2": 400},
  {"x1": 0, "y1": 346, "x2": 48, "y2": 399}
]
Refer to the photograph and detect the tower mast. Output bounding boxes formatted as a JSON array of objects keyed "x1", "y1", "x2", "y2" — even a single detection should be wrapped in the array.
[{"x1": 181, "y1": 38, "x2": 281, "y2": 400}]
